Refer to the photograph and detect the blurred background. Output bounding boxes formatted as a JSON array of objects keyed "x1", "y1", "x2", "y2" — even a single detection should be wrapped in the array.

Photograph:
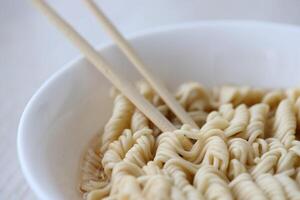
[{"x1": 1, "y1": 0, "x2": 300, "y2": 199}]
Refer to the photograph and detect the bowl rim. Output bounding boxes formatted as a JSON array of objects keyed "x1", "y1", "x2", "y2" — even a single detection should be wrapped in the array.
[{"x1": 17, "y1": 20, "x2": 300, "y2": 199}]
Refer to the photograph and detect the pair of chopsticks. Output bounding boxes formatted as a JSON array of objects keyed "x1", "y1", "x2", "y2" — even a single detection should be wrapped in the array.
[{"x1": 32, "y1": 0, "x2": 198, "y2": 132}]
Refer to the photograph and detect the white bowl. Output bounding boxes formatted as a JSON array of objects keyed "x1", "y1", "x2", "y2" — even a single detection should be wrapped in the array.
[{"x1": 18, "y1": 21, "x2": 300, "y2": 200}]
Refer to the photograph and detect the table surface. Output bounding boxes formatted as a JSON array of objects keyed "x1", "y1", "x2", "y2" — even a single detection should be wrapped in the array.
[{"x1": 1, "y1": 0, "x2": 300, "y2": 199}]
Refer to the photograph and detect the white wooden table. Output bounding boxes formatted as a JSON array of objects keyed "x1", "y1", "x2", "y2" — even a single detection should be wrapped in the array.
[{"x1": 1, "y1": 0, "x2": 300, "y2": 199}]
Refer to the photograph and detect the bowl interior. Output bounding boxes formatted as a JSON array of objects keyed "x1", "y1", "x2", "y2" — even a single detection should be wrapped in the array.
[{"x1": 18, "y1": 21, "x2": 300, "y2": 200}]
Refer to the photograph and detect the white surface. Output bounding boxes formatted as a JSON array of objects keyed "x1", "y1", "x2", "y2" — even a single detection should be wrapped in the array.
[
  {"x1": 18, "y1": 21, "x2": 300, "y2": 200},
  {"x1": 2, "y1": 0, "x2": 300, "y2": 199}
]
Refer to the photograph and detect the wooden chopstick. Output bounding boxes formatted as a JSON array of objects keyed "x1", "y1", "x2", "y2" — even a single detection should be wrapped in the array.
[
  {"x1": 32, "y1": 0, "x2": 176, "y2": 132},
  {"x1": 83, "y1": 0, "x2": 199, "y2": 129}
]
